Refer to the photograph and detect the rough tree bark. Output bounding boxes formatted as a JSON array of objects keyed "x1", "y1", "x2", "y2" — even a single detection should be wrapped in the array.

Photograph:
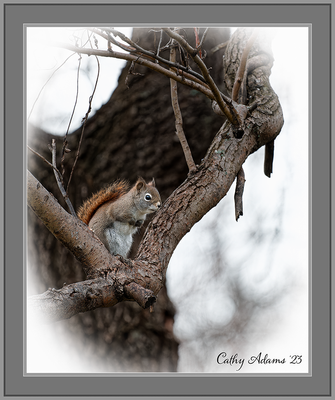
[{"x1": 27, "y1": 28, "x2": 231, "y2": 372}]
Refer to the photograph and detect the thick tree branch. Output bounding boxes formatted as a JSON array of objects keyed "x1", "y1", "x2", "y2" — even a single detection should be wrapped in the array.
[
  {"x1": 138, "y1": 30, "x2": 283, "y2": 272},
  {"x1": 224, "y1": 28, "x2": 283, "y2": 176},
  {"x1": 27, "y1": 170, "x2": 109, "y2": 272},
  {"x1": 28, "y1": 278, "x2": 120, "y2": 323},
  {"x1": 27, "y1": 170, "x2": 162, "y2": 320},
  {"x1": 29, "y1": 28, "x2": 284, "y2": 322}
]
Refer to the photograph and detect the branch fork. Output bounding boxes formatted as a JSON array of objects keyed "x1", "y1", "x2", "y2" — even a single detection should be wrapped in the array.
[{"x1": 29, "y1": 28, "x2": 284, "y2": 322}]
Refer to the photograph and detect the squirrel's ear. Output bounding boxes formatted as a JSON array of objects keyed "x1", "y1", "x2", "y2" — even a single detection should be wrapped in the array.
[
  {"x1": 148, "y1": 178, "x2": 155, "y2": 187},
  {"x1": 135, "y1": 177, "x2": 146, "y2": 191}
]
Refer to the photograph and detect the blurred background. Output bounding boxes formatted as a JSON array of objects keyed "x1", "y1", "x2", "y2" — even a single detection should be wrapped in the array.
[{"x1": 26, "y1": 26, "x2": 309, "y2": 373}]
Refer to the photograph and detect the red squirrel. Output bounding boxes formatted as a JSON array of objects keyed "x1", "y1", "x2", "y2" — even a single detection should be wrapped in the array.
[{"x1": 78, "y1": 177, "x2": 161, "y2": 258}]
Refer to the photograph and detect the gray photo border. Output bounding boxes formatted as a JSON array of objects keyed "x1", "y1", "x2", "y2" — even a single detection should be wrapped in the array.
[{"x1": 2, "y1": 1, "x2": 333, "y2": 399}]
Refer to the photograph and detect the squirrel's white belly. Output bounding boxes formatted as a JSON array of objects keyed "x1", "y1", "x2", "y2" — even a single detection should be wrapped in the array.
[{"x1": 104, "y1": 221, "x2": 138, "y2": 258}]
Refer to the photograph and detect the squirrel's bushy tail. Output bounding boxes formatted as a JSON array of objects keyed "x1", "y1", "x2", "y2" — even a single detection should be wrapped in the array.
[{"x1": 77, "y1": 180, "x2": 130, "y2": 225}]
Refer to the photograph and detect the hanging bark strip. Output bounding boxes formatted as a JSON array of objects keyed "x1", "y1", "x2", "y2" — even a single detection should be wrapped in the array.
[
  {"x1": 231, "y1": 30, "x2": 257, "y2": 220},
  {"x1": 234, "y1": 167, "x2": 246, "y2": 221},
  {"x1": 264, "y1": 139, "x2": 275, "y2": 177}
]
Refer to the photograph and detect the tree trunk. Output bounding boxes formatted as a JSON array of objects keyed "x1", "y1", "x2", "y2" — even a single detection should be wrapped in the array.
[{"x1": 27, "y1": 27, "x2": 230, "y2": 372}]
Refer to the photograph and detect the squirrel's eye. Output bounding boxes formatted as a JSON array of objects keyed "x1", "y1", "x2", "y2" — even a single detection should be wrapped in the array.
[{"x1": 145, "y1": 193, "x2": 152, "y2": 201}]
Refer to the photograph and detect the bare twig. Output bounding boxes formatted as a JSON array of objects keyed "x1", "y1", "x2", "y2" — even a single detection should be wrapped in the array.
[
  {"x1": 234, "y1": 167, "x2": 246, "y2": 221},
  {"x1": 90, "y1": 27, "x2": 207, "y2": 84},
  {"x1": 28, "y1": 144, "x2": 76, "y2": 216},
  {"x1": 169, "y1": 32, "x2": 197, "y2": 174},
  {"x1": 61, "y1": 53, "x2": 82, "y2": 176},
  {"x1": 95, "y1": 28, "x2": 136, "y2": 53},
  {"x1": 170, "y1": 66, "x2": 209, "y2": 87},
  {"x1": 155, "y1": 29, "x2": 163, "y2": 61},
  {"x1": 163, "y1": 28, "x2": 241, "y2": 126},
  {"x1": 194, "y1": 27, "x2": 209, "y2": 59},
  {"x1": 209, "y1": 40, "x2": 229, "y2": 55},
  {"x1": 50, "y1": 139, "x2": 77, "y2": 217},
  {"x1": 232, "y1": 29, "x2": 258, "y2": 102},
  {"x1": 193, "y1": 28, "x2": 202, "y2": 59},
  {"x1": 198, "y1": 28, "x2": 209, "y2": 51},
  {"x1": 57, "y1": 43, "x2": 220, "y2": 101},
  {"x1": 66, "y1": 54, "x2": 100, "y2": 193},
  {"x1": 57, "y1": 41, "x2": 243, "y2": 126},
  {"x1": 28, "y1": 145, "x2": 62, "y2": 178}
]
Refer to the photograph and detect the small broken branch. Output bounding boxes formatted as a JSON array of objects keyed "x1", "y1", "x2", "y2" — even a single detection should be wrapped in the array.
[
  {"x1": 124, "y1": 282, "x2": 156, "y2": 309},
  {"x1": 264, "y1": 139, "x2": 275, "y2": 178},
  {"x1": 209, "y1": 40, "x2": 229, "y2": 55},
  {"x1": 234, "y1": 167, "x2": 246, "y2": 221}
]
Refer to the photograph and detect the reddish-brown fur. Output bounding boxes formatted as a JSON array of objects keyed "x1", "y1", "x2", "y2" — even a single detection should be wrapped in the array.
[{"x1": 77, "y1": 180, "x2": 130, "y2": 225}]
